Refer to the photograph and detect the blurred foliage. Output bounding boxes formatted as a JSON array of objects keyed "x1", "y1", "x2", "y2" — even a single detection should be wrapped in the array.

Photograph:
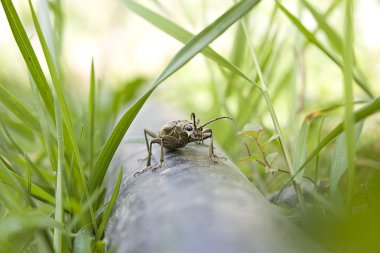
[{"x1": 0, "y1": 0, "x2": 380, "y2": 252}]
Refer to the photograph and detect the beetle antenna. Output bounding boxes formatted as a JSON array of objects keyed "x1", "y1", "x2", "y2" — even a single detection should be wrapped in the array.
[
  {"x1": 191, "y1": 112, "x2": 197, "y2": 129},
  {"x1": 199, "y1": 116, "x2": 235, "y2": 128}
]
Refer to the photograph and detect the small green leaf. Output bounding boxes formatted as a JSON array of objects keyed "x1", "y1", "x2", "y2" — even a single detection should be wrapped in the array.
[
  {"x1": 265, "y1": 165, "x2": 278, "y2": 174},
  {"x1": 238, "y1": 155, "x2": 263, "y2": 163},
  {"x1": 266, "y1": 133, "x2": 279, "y2": 144},
  {"x1": 239, "y1": 124, "x2": 263, "y2": 138},
  {"x1": 238, "y1": 130, "x2": 261, "y2": 139},
  {"x1": 266, "y1": 152, "x2": 278, "y2": 165}
]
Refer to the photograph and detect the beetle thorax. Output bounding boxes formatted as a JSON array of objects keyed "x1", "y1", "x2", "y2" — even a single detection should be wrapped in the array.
[
  {"x1": 159, "y1": 120, "x2": 190, "y2": 139},
  {"x1": 158, "y1": 119, "x2": 203, "y2": 143}
]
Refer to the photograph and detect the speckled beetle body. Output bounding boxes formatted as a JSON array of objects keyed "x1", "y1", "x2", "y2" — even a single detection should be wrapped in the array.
[{"x1": 134, "y1": 113, "x2": 234, "y2": 177}]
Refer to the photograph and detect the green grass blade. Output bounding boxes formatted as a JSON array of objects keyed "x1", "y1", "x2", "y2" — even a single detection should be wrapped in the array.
[
  {"x1": 0, "y1": 213, "x2": 66, "y2": 246},
  {"x1": 30, "y1": 77, "x2": 58, "y2": 172},
  {"x1": 68, "y1": 189, "x2": 102, "y2": 230},
  {"x1": 293, "y1": 121, "x2": 309, "y2": 183},
  {"x1": 28, "y1": 0, "x2": 79, "y2": 175},
  {"x1": 301, "y1": 0, "x2": 342, "y2": 54},
  {"x1": 342, "y1": 0, "x2": 355, "y2": 211},
  {"x1": 330, "y1": 122, "x2": 363, "y2": 202},
  {"x1": 0, "y1": 85, "x2": 40, "y2": 131},
  {"x1": 25, "y1": 155, "x2": 32, "y2": 209},
  {"x1": 275, "y1": 0, "x2": 373, "y2": 98},
  {"x1": 95, "y1": 166, "x2": 122, "y2": 241},
  {"x1": 0, "y1": 156, "x2": 70, "y2": 211},
  {"x1": 87, "y1": 0, "x2": 261, "y2": 192},
  {"x1": 276, "y1": 1, "x2": 338, "y2": 62},
  {"x1": 0, "y1": 157, "x2": 35, "y2": 207},
  {"x1": 89, "y1": 59, "x2": 96, "y2": 169},
  {"x1": 0, "y1": 0, "x2": 55, "y2": 118},
  {"x1": 0, "y1": 183, "x2": 22, "y2": 211},
  {"x1": 122, "y1": 0, "x2": 258, "y2": 87},
  {"x1": 53, "y1": 95, "x2": 64, "y2": 253},
  {"x1": 73, "y1": 227, "x2": 93, "y2": 253},
  {"x1": 1, "y1": 123, "x2": 52, "y2": 184},
  {"x1": 28, "y1": 0, "x2": 97, "y2": 229},
  {"x1": 314, "y1": 116, "x2": 326, "y2": 191},
  {"x1": 48, "y1": 0, "x2": 64, "y2": 59},
  {"x1": 0, "y1": 113, "x2": 35, "y2": 139}
]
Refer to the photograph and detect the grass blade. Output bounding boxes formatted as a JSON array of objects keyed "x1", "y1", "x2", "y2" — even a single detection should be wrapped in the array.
[
  {"x1": 0, "y1": 85, "x2": 40, "y2": 131},
  {"x1": 240, "y1": 19, "x2": 306, "y2": 210},
  {"x1": 0, "y1": 156, "x2": 70, "y2": 211},
  {"x1": 301, "y1": 0, "x2": 342, "y2": 54},
  {"x1": 95, "y1": 166, "x2": 122, "y2": 241},
  {"x1": 342, "y1": 0, "x2": 355, "y2": 211},
  {"x1": 282, "y1": 97, "x2": 380, "y2": 190},
  {"x1": 0, "y1": 157, "x2": 35, "y2": 207},
  {"x1": 0, "y1": 0, "x2": 55, "y2": 118},
  {"x1": 293, "y1": 121, "x2": 309, "y2": 183},
  {"x1": 122, "y1": 0, "x2": 257, "y2": 86},
  {"x1": 275, "y1": 0, "x2": 374, "y2": 98},
  {"x1": 28, "y1": 0, "x2": 97, "y2": 229},
  {"x1": 0, "y1": 213, "x2": 66, "y2": 247},
  {"x1": 30, "y1": 77, "x2": 58, "y2": 172},
  {"x1": 89, "y1": 59, "x2": 96, "y2": 169},
  {"x1": 73, "y1": 227, "x2": 93, "y2": 253},
  {"x1": 87, "y1": 0, "x2": 261, "y2": 192},
  {"x1": 330, "y1": 122, "x2": 363, "y2": 202},
  {"x1": 1, "y1": 122, "x2": 52, "y2": 185},
  {"x1": 53, "y1": 94, "x2": 64, "y2": 253}
]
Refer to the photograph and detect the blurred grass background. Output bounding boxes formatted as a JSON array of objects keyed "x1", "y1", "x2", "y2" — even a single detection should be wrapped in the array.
[{"x1": 0, "y1": 0, "x2": 380, "y2": 252}]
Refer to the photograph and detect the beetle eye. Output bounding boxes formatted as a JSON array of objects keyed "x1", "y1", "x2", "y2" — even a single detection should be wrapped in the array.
[{"x1": 184, "y1": 124, "x2": 193, "y2": 131}]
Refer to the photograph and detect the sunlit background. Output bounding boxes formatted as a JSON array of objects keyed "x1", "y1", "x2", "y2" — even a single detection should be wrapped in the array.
[
  {"x1": 1, "y1": 1, "x2": 380, "y2": 94},
  {"x1": 1, "y1": 0, "x2": 380, "y2": 251}
]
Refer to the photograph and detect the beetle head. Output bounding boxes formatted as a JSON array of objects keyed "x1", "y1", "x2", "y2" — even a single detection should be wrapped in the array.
[
  {"x1": 179, "y1": 113, "x2": 201, "y2": 143},
  {"x1": 186, "y1": 113, "x2": 235, "y2": 143}
]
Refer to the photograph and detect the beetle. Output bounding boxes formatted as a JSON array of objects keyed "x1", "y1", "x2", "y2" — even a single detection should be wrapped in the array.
[{"x1": 134, "y1": 113, "x2": 234, "y2": 177}]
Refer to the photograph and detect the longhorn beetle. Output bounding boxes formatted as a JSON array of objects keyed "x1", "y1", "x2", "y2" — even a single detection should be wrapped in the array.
[{"x1": 134, "y1": 113, "x2": 234, "y2": 177}]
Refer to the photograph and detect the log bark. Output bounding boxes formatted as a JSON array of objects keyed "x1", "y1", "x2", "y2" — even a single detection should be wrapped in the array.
[{"x1": 105, "y1": 103, "x2": 325, "y2": 253}]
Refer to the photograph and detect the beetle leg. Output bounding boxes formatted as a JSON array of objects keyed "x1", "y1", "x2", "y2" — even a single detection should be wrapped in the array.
[
  {"x1": 152, "y1": 138, "x2": 164, "y2": 173},
  {"x1": 134, "y1": 137, "x2": 161, "y2": 177},
  {"x1": 138, "y1": 129, "x2": 158, "y2": 162},
  {"x1": 202, "y1": 128, "x2": 225, "y2": 163},
  {"x1": 144, "y1": 129, "x2": 158, "y2": 154}
]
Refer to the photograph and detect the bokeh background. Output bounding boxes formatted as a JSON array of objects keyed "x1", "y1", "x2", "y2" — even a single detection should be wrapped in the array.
[{"x1": 1, "y1": 0, "x2": 380, "y2": 252}]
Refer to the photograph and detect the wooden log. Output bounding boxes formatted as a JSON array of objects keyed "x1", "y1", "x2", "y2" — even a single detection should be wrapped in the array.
[{"x1": 105, "y1": 103, "x2": 325, "y2": 253}]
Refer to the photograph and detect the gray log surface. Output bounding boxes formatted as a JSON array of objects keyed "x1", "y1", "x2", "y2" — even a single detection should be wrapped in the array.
[{"x1": 105, "y1": 103, "x2": 325, "y2": 253}]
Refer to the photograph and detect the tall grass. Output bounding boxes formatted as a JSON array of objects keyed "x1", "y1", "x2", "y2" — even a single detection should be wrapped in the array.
[
  {"x1": 0, "y1": 0, "x2": 260, "y2": 251},
  {"x1": 0, "y1": 0, "x2": 379, "y2": 252}
]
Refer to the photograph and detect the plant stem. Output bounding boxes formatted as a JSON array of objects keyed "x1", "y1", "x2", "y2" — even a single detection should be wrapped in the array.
[
  {"x1": 343, "y1": 0, "x2": 355, "y2": 213},
  {"x1": 241, "y1": 20, "x2": 306, "y2": 211}
]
